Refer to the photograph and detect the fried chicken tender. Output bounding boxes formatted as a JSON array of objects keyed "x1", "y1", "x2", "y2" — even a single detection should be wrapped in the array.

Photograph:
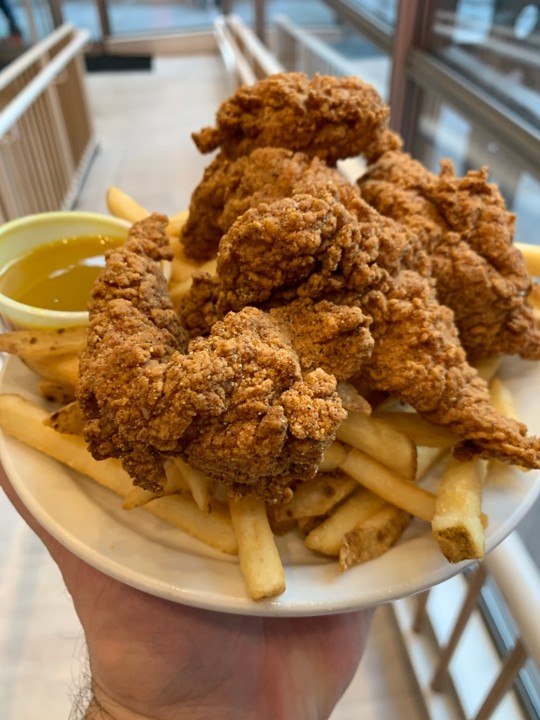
[
  {"x1": 361, "y1": 270, "x2": 540, "y2": 468},
  {"x1": 77, "y1": 214, "x2": 347, "y2": 500},
  {"x1": 359, "y1": 152, "x2": 540, "y2": 361},
  {"x1": 181, "y1": 148, "x2": 339, "y2": 261},
  {"x1": 192, "y1": 72, "x2": 400, "y2": 165}
]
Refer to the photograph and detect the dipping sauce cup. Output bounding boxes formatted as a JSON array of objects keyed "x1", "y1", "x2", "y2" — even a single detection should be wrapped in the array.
[{"x1": 0, "y1": 211, "x2": 131, "y2": 330}]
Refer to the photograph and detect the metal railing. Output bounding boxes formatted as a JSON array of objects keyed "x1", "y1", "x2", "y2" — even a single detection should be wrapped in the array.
[
  {"x1": 393, "y1": 532, "x2": 540, "y2": 719},
  {"x1": 0, "y1": 23, "x2": 97, "y2": 222}
]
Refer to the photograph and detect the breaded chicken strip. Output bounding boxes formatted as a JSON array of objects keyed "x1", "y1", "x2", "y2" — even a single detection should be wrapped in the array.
[
  {"x1": 77, "y1": 215, "x2": 347, "y2": 500},
  {"x1": 359, "y1": 152, "x2": 540, "y2": 361},
  {"x1": 361, "y1": 270, "x2": 540, "y2": 468},
  {"x1": 192, "y1": 73, "x2": 401, "y2": 165},
  {"x1": 181, "y1": 148, "x2": 336, "y2": 261}
]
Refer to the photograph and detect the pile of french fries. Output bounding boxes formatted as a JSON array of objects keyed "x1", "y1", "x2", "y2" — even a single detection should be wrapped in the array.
[{"x1": 0, "y1": 186, "x2": 536, "y2": 602}]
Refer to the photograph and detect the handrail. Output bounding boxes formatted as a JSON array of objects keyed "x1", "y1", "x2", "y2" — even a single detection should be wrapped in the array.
[
  {"x1": 0, "y1": 24, "x2": 97, "y2": 219},
  {"x1": 226, "y1": 14, "x2": 284, "y2": 77},
  {"x1": 0, "y1": 24, "x2": 76, "y2": 91},
  {"x1": 214, "y1": 15, "x2": 283, "y2": 88},
  {"x1": 0, "y1": 27, "x2": 90, "y2": 136}
]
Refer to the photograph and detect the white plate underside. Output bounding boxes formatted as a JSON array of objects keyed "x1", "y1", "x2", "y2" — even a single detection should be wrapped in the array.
[{"x1": 1, "y1": 355, "x2": 539, "y2": 617}]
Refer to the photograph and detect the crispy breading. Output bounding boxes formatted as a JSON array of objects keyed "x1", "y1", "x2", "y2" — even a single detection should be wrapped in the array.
[
  {"x1": 192, "y1": 72, "x2": 400, "y2": 165},
  {"x1": 359, "y1": 152, "x2": 540, "y2": 361},
  {"x1": 215, "y1": 191, "x2": 382, "y2": 315}
]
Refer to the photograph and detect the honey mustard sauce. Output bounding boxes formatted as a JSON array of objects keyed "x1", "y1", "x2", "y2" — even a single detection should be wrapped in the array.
[{"x1": 0, "y1": 234, "x2": 124, "y2": 311}]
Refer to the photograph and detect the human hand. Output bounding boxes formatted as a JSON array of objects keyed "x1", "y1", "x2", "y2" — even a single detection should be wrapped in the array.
[{"x1": 1, "y1": 465, "x2": 372, "y2": 720}]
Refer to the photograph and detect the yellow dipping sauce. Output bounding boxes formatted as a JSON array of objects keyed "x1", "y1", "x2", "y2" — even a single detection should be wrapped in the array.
[{"x1": 0, "y1": 234, "x2": 124, "y2": 312}]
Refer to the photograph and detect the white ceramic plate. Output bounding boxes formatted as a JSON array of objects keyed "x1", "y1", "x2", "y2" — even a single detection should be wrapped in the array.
[{"x1": 1, "y1": 355, "x2": 539, "y2": 617}]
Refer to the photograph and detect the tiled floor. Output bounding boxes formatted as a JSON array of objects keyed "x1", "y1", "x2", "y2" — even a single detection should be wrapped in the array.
[{"x1": 0, "y1": 53, "x2": 431, "y2": 719}]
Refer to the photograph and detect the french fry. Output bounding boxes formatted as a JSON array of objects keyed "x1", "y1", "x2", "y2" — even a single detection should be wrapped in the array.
[
  {"x1": 0, "y1": 393, "x2": 140, "y2": 497},
  {"x1": 527, "y1": 282, "x2": 540, "y2": 321},
  {"x1": 339, "y1": 504, "x2": 412, "y2": 570},
  {"x1": 336, "y1": 411, "x2": 417, "y2": 480},
  {"x1": 340, "y1": 448, "x2": 437, "y2": 523},
  {"x1": 0, "y1": 393, "x2": 237, "y2": 554},
  {"x1": 432, "y1": 458, "x2": 487, "y2": 563},
  {"x1": 318, "y1": 441, "x2": 348, "y2": 472},
  {"x1": 149, "y1": 494, "x2": 237, "y2": 555},
  {"x1": 473, "y1": 356, "x2": 503, "y2": 383},
  {"x1": 516, "y1": 241, "x2": 540, "y2": 277},
  {"x1": 166, "y1": 210, "x2": 189, "y2": 238},
  {"x1": 416, "y1": 446, "x2": 448, "y2": 481},
  {"x1": 23, "y1": 353, "x2": 79, "y2": 389},
  {"x1": 336, "y1": 382, "x2": 372, "y2": 413},
  {"x1": 489, "y1": 376, "x2": 519, "y2": 420},
  {"x1": 229, "y1": 495, "x2": 286, "y2": 600},
  {"x1": 373, "y1": 411, "x2": 457, "y2": 449},
  {"x1": 122, "y1": 458, "x2": 189, "y2": 509},
  {"x1": 38, "y1": 379, "x2": 75, "y2": 405},
  {"x1": 169, "y1": 252, "x2": 201, "y2": 285},
  {"x1": 272, "y1": 471, "x2": 357, "y2": 526},
  {"x1": 106, "y1": 186, "x2": 149, "y2": 223},
  {"x1": 169, "y1": 258, "x2": 218, "y2": 304},
  {"x1": 171, "y1": 457, "x2": 214, "y2": 514},
  {"x1": 0, "y1": 326, "x2": 86, "y2": 360},
  {"x1": 304, "y1": 488, "x2": 386, "y2": 556},
  {"x1": 44, "y1": 401, "x2": 84, "y2": 435}
]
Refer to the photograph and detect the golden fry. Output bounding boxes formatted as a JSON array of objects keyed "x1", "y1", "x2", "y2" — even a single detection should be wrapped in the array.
[
  {"x1": 38, "y1": 379, "x2": 75, "y2": 405},
  {"x1": 44, "y1": 401, "x2": 84, "y2": 435},
  {"x1": 335, "y1": 382, "x2": 372, "y2": 413},
  {"x1": 516, "y1": 241, "x2": 540, "y2": 277},
  {"x1": 432, "y1": 458, "x2": 487, "y2": 563},
  {"x1": 489, "y1": 376, "x2": 518, "y2": 420},
  {"x1": 373, "y1": 411, "x2": 457, "y2": 449},
  {"x1": 318, "y1": 441, "x2": 348, "y2": 472},
  {"x1": 336, "y1": 411, "x2": 417, "y2": 480},
  {"x1": 304, "y1": 488, "x2": 386, "y2": 556},
  {"x1": 171, "y1": 457, "x2": 214, "y2": 514},
  {"x1": 0, "y1": 326, "x2": 86, "y2": 360},
  {"x1": 24, "y1": 353, "x2": 79, "y2": 389},
  {"x1": 273, "y1": 471, "x2": 357, "y2": 526},
  {"x1": 339, "y1": 504, "x2": 411, "y2": 570},
  {"x1": 229, "y1": 495, "x2": 286, "y2": 600},
  {"x1": 106, "y1": 186, "x2": 149, "y2": 223},
  {"x1": 340, "y1": 448, "x2": 437, "y2": 523},
  {"x1": 122, "y1": 459, "x2": 189, "y2": 509}
]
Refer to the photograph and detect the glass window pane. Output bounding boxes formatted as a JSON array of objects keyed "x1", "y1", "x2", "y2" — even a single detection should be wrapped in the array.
[
  {"x1": 271, "y1": 9, "x2": 391, "y2": 100},
  {"x1": 411, "y1": 89, "x2": 540, "y2": 245},
  {"x1": 343, "y1": 0, "x2": 398, "y2": 28},
  {"x1": 425, "y1": 0, "x2": 540, "y2": 132}
]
